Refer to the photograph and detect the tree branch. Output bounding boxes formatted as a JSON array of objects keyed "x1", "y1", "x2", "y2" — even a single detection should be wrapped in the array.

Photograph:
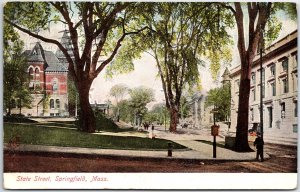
[
  {"x1": 4, "y1": 18, "x2": 78, "y2": 81},
  {"x1": 94, "y1": 26, "x2": 153, "y2": 76}
]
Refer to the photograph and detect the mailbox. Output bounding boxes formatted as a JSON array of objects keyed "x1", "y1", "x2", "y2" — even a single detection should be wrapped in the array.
[{"x1": 211, "y1": 125, "x2": 219, "y2": 136}]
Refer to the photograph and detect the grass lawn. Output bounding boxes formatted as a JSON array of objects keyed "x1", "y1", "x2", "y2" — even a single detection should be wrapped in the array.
[{"x1": 4, "y1": 123, "x2": 186, "y2": 150}]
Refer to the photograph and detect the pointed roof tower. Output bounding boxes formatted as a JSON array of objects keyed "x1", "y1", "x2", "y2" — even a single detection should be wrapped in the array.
[
  {"x1": 28, "y1": 42, "x2": 45, "y2": 62},
  {"x1": 56, "y1": 29, "x2": 74, "y2": 64}
]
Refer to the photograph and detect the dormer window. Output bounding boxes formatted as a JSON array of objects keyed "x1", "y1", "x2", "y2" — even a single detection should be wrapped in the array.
[{"x1": 32, "y1": 49, "x2": 37, "y2": 55}]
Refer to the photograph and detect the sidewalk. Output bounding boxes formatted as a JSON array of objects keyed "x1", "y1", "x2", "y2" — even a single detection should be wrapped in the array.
[{"x1": 5, "y1": 127, "x2": 267, "y2": 161}]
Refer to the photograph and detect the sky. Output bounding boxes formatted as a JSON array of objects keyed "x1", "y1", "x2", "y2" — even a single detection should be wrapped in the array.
[{"x1": 17, "y1": 3, "x2": 297, "y2": 107}]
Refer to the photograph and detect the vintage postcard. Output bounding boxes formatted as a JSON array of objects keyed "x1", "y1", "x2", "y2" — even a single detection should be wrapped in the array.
[{"x1": 2, "y1": 1, "x2": 298, "y2": 190}]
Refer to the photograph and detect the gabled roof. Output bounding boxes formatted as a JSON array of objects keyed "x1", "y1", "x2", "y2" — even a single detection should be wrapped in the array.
[{"x1": 24, "y1": 42, "x2": 68, "y2": 72}]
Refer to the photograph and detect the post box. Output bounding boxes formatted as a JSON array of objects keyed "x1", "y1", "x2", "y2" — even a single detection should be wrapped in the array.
[{"x1": 211, "y1": 125, "x2": 219, "y2": 136}]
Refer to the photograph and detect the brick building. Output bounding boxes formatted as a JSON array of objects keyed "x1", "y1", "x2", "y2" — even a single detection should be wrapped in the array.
[
  {"x1": 10, "y1": 42, "x2": 69, "y2": 117},
  {"x1": 230, "y1": 30, "x2": 297, "y2": 141}
]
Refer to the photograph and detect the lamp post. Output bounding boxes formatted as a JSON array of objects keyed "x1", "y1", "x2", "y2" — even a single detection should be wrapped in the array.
[
  {"x1": 259, "y1": 24, "x2": 264, "y2": 159},
  {"x1": 210, "y1": 108, "x2": 219, "y2": 158}
]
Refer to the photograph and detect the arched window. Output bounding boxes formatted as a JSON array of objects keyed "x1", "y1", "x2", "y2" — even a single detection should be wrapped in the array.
[
  {"x1": 35, "y1": 68, "x2": 40, "y2": 81},
  {"x1": 29, "y1": 68, "x2": 34, "y2": 80},
  {"x1": 50, "y1": 99, "x2": 55, "y2": 109},
  {"x1": 56, "y1": 99, "x2": 60, "y2": 109}
]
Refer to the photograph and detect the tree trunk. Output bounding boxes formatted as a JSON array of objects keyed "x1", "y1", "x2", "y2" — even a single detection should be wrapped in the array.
[
  {"x1": 234, "y1": 78, "x2": 253, "y2": 152},
  {"x1": 169, "y1": 105, "x2": 179, "y2": 132},
  {"x1": 77, "y1": 81, "x2": 96, "y2": 133}
]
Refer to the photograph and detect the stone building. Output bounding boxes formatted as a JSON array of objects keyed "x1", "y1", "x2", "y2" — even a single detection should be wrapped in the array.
[
  {"x1": 10, "y1": 42, "x2": 69, "y2": 117},
  {"x1": 230, "y1": 30, "x2": 297, "y2": 139},
  {"x1": 182, "y1": 91, "x2": 213, "y2": 128}
]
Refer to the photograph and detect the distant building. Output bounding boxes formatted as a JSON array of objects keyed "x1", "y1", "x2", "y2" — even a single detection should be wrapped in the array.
[
  {"x1": 230, "y1": 30, "x2": 297, "y2": 139},
  {"x1": 90, "y1": 102, "x2": 111, "y2": 116},
  {"x1": 10, "y1": 42, "x2": 69, "y2": 117},
  {"x1": 182, "y1": 92, "x2": 213, "y2": 128}
]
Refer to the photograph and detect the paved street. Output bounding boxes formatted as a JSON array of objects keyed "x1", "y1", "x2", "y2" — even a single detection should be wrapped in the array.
[{"x1": 4, "y1": 143, "x2": 296, "y2": 173}]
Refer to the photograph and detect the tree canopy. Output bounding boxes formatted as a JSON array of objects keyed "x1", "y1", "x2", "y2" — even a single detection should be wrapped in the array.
[
  {"x1": 4, "y1": 23, "x2": 32, "y2": 115},
  {"x1": 205, "y1": 83, "x2": 231, "y2": 122}
]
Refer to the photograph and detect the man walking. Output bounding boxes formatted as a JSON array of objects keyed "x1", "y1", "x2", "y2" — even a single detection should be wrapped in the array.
[{"x1": 254, "y1": 133, "x2": 264, "y2": 162}]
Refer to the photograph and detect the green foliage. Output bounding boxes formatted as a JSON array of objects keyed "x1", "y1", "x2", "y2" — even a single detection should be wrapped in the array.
[
  {"x1": 115, "y1": 100, "x2": 135, "y2": 123},
  {"x1": 4, "y1": 2, "x2": 52, "y2": 31},
  {"x1": 205, "y1": 83, "x2": 231, "y2": 122},
  {"x1": 105, "y1": 41, "x2": 140, "y2": 78},
  {"x1": 128, "y1": 86, "x2": 155, "y2": 117},
  {"x1": 94, "y1": 111, "x2": 120, "y2": 132},
  {"x1": 42, "y1": 93, "x2": 50, "y2": 111},
  {"x1": 144, "y1": 103, "x2": 169, "y2": 125},
  {"x1": 4, "y1": 23, "x2": 32, "y2": 114},
  {"x1": 264, "y1": 15, "x2": 282, "y2": 47}
]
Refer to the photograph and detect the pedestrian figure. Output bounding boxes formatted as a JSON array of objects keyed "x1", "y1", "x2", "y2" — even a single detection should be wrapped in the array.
[
  {"x1": 254, "y1": 133, "x2": 264, "y2": 162},
  {"x1": 149, "y1": 124, "x2": 155, "y2": 139}
]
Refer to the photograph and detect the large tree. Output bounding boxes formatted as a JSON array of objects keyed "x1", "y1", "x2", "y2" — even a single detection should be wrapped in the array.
[
  {"x1": 4, "y1": 23, "x2": 32, "y2": 115},
  {"x1": 141, "y1": 3, "x2": 233, "y2": 132},
  {"x1": 128, "y1": 86, "x2": 155, "y2": 126},
  {"x1": 220, "y1": 2, "x2": 296, "y2": 151},
  {"x1": 109, "y1": 84, "x2": 128, "y2": 122},
  {"x1": 4, "y1": 2, "x2": 151, "y2": 132}
]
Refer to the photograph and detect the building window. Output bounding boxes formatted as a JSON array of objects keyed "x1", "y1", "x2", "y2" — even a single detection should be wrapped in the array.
[
  {"x1": 251, "y1": 72, "x2": 256, "y2": 84},
  {"x1": 251, "y1": 88, "x2": 256, "y2": 101},
  {"x1": 271, "y1": 82, "x2": 276, "y2": 96},
  {"x1": 293, "y1": 124, "x2": 297, "y2": 133},
  {"x1": 35, "y1": 68, "x2": 40, "y2": 80},
  {"x1": 50, "y1": 113, "x2": 55, "y2": 117},
  {"x1": 270, "y1": 64, "x2": 276, "y2": 76},
  {"x1": 50, "y1": 99, "x2": 55, "y2": 109},
  {"x1": 268, "y1": 107, "x2": 273, "y2": 128},
  {"x1": 295, "y1": 101, "x2": 297, "y2": 117},
  {"x1": 56, "y1": 99, "x2": 60, "y2": 109},
  {"x1": 53, "y1": 79, "x2": 58, "y2": 92},
  {"x1": 282, "y1": 58, "x2": 288, "y2": 72},
  {"x1": 29, "y1": 68, "x2": 34, "y2": 80},
  {"x1": 250, "y1": 108, "x2": 254, "y2": 121},
  {"x1": 282, "y1": 78, "x2": 289, "y2": 93},
  {"x1": 281, "y1": 102, "x2": 285, "y2": 119}
]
